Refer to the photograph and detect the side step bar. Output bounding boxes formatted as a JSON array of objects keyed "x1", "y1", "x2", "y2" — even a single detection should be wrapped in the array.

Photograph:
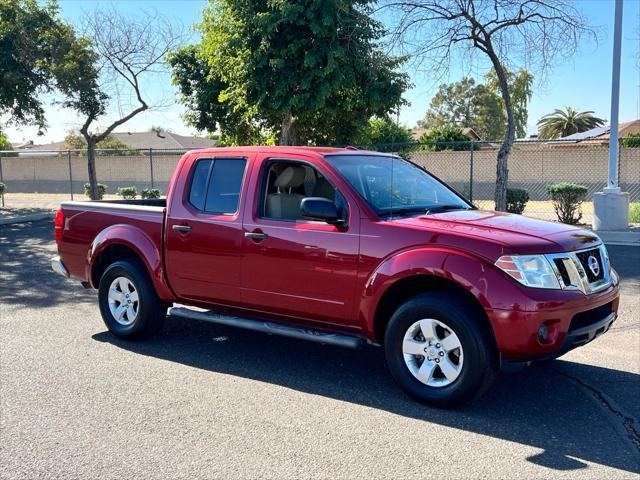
[{"x1": 168, "y1": 306, "x2": 365, "y2": 349}]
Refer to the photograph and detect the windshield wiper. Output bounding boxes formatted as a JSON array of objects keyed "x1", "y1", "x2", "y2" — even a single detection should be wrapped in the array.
[
  {"x1": 379, "y1": 204, "x2": 471, "y2": 218},
  {"x1": 378, "y1": 207, "x2": 429, "y2": 217},
  {"x1": 425, "y1": 205, "x2": 471, "y2": 215}
]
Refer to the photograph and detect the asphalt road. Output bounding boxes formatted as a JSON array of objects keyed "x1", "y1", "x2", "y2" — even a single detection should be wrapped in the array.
[{"x1": 1, "y1": 220, "x2": 638, "y2": 479}]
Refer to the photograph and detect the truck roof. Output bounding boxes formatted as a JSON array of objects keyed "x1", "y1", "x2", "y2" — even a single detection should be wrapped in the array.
[{"x1": 186, "y1": 146, "x2": 393, "y2": 157}]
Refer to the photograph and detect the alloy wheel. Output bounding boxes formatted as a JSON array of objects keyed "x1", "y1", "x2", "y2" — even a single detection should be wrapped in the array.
[{"x1": 402, "y1": 318, "x2": 464, "y2": 387}]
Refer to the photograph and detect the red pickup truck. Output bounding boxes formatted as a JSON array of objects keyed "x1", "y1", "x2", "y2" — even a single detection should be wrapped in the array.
[{"x1": 51, "y1": 146, "x2": 619, "y2": 406}]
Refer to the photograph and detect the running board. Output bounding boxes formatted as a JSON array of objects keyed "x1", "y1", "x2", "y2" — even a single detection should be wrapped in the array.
[{"x1": 168, "y1": 307, "x2": 365, "y2": 349}]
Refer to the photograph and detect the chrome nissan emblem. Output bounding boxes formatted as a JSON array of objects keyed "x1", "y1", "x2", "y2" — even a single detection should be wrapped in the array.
[{"x1": 587, "y1": 255, "x2": 600, "y2": 276}]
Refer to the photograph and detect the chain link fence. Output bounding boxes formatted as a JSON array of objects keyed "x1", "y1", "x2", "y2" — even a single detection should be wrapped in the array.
[
  {"x1": 359, "y1": 139, "x2": 639, "y2": 223},
  {"x1": 1, "y1": 141, "x2": 638, "y2": 223},
  {"x1": 0, "y1": 148, "x2": 187, "y2": 209}
]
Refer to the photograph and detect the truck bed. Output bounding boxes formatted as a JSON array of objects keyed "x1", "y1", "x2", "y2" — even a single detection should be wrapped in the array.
[{"x1": 58, "y1": 200, "x2": 166, "y2": 282}]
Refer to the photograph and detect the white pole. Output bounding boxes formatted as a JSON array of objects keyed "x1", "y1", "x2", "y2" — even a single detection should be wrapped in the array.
[
  {"x1": 606, "y1": 0, "x2": 624, "y2": 192},
  {"x1": 594, "y1": 0, "x2": 629, "y2": 231}
]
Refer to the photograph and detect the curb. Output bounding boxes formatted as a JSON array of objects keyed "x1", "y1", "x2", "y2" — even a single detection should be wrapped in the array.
[{"x1": 0, "y1": 212, "x2": 54, "y2": 226}]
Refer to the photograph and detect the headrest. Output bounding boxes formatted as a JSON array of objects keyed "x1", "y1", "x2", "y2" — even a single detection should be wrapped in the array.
[{"x1": 274, "y1": 166, "x2": 306, "y2": 189}]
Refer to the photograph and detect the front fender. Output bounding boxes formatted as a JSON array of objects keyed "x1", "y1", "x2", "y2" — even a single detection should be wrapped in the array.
[
  {"x1": 87, "y1": 224, "x2": 174, "y2": 301},
  {"x1": 359, "y1": 246, "x2": 523, "y2": 338}
]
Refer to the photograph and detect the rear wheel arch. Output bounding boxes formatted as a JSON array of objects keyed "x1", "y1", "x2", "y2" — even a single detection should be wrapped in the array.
[
  {"x1": 373, "y1": 274, "x2": 497, "y2": 353},
  {"x1": 91, "y1": 243, "x2": 148, "y2": 288}
]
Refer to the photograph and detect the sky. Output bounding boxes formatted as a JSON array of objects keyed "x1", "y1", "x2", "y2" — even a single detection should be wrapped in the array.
[{"x1": 5, "y1": 0, "x2": 640, "y2": 145}]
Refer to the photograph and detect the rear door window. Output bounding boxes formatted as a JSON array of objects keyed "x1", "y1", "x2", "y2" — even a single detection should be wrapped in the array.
[
  {"x1": 187, "y1": 157, "x2": 247, "y2": 214},
  {"x1": 188, "y1": 159, "x2": 213, "y2": 211},
  {"x1": 204, "y1": 158, "x2": 247, "y2": 214}
]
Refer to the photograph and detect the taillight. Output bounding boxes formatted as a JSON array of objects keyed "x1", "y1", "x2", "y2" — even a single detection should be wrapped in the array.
[{"x1": 54, "y1": 209, "x2": 64, "y2": 244}]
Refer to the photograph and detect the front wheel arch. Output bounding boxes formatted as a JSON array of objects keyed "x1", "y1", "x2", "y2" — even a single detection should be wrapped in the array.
[{"x1": 373, "y1": 274, "x2": 497, "y2": 355}]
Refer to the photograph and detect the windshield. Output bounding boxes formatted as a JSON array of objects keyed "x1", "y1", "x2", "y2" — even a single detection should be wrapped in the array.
[{"x1": 325, "y1": 154, "x2": 471, "y2": 216}]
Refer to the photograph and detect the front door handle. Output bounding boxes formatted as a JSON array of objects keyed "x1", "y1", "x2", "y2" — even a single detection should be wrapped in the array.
[
  {"x1": 244, "y1": 231, "x2": 268, "y2": 240},
  {"x1": 172, "y1": 224, "x2": 192, "y2": 233}
]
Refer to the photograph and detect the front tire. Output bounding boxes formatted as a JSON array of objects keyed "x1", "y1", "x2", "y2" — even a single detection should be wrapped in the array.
[
  {"x1": 384, "y1": 292, "x2": 496, "y2": 408},
  {"x1": 98, "y1": 259, "x2": 167, "y2": 340}
]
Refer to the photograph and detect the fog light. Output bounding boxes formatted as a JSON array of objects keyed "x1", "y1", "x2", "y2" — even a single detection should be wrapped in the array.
[{"x1": 537, "y1": 324, "x2": 549, "y2": 343}]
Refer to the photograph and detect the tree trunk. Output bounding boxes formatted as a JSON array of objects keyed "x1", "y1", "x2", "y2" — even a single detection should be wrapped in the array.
[
  {"x1": 487, "y1": 52, "x2": 515, "y2": 212},
  {"x1": 279, "y1": 112, "x2": 297, "y2": 146},
  {"x1": 86, "y1": 137, "x2": 99, "y2": 200}
]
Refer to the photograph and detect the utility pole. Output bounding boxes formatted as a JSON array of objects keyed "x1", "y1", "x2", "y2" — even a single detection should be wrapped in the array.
[
  {"x1": 594, "y1": 0, "x2": 629, "y2": 231},
  {"x1": 607, "y1": 0, "x2": 623, "y2": 191}
]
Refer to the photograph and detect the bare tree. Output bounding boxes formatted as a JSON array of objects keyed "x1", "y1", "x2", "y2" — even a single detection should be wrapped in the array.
[
  {"x1": 382, "y1": 0, "x2": 594, "y2": 210},
  {"x1": 75, "y1": 8, "x2": 181, "y2": 200}
]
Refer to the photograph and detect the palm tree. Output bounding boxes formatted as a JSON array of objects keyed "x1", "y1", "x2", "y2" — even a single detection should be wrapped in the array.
[{"x1": 537, "y1": 107, "x2": 606, "y2": 139}]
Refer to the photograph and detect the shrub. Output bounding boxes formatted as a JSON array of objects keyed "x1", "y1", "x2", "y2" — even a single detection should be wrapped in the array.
[
  {"x1": 83, "y1": 183, "x2": 107, "y2": 200},
  {"x1": 0, "y1": 182, "x2": 5, "y2": 195},
  {"x1": 547, "y1": 183, "x2": 588, "y2": 225},
  {"x1": 117, "y1": 186, "x2": 138, "y2": 200},
  {"x1": 506, "y1": 188, "x2": 529, "y2": 215},
  {"x1": 141, "y1": 188, "x2": 161, "y2": 199},
  {"x1": 630, "y1": 203, "x2": 640, "y2": 224},
  {"x1": 621, "y1": 133, "x2": 640, "y2": 148}
]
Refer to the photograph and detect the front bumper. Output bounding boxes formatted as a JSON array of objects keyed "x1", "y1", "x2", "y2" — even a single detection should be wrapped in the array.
[
  {"x1": 489, "y1": 271, "x2": 620, "y2": 362},
  {"x1": 500, "y1": 310, "x2": 616, "y2": 371},
  {"x1": 51, "y1": 255, "x2": 70, "y2": 278}
]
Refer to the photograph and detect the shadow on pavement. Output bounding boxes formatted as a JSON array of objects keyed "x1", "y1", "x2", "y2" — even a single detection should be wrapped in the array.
[
  {"x1": 0, "y1": 221, "x2": 95, "y2": 308},
  {"x1": 93, "y1": 315, "x2": 640, "y2": 475},
  {"x1": 3, "y1": 221, "x2": 639, "y2": 472}
]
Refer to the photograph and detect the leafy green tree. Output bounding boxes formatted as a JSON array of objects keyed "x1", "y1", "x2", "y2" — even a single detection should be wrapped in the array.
[
  {"x1": 95, "y1": 137, "x2": 140, "y2": 156},
  {"x1": 421, "y1": 78, "x2": 492, "y2": 133},
  {"x1": 167, "y1": 45, "x2": 266, "y2": 145},
  {"x1": 0, "y1": 0, "x2": 101, "y2": 133},
  {"x1": 537, "y1": 107, "x2": 606, "y2": 139},
  {"x1": 63, "y1": 133, "x2": 85, "y2": 151},
  {"x1": 418, "y1": 124, "x2": 477, "y2": 151},
  {"x1": 63, "y1": 132, "x2": 139, "y2": 156},
  {"x1": 422, "y1": 69, "x2": 532, "y2": 140},
  {"x1": 170, "y1": 0, "x2": 409, "y2": 145},
  {"x1": 485, "y1": 69, "x2": 533, "y2": 139},
  {"x1": 355, "y1": 117, "x2": 413, "y2": 153},
  {"x1": 0, "y1": 131, "x2": 12, "y2": 151}
]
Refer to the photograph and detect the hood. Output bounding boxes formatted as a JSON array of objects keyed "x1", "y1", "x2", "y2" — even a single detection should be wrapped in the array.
[{"x1": 392, "y1": 210, "x2": 601, "y2": 256}]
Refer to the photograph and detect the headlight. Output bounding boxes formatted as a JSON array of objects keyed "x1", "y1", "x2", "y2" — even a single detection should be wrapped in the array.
[{"x1": 495, "y1": 255, "x2": 561, "y2": 289}]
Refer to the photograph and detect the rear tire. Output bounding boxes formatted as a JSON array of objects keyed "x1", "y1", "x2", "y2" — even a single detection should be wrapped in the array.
[
  {"x1": 384, "y1": 292, "x2": 497, "y2": 408},
  {"x1": 98, "y1": 259, "x2": 167, "y2": 340}
]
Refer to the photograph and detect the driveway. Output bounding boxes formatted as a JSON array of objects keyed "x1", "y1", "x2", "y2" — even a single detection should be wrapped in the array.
[{"x1": 1, "y1": 220, "x2": 638, "y2": 479}]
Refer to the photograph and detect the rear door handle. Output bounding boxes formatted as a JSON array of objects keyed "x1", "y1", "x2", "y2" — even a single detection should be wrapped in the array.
[
  {"x1": 244, "y1": 231, "x2": 268, "y2": 240},
  {"x1": 172, "y1": 224, "x2": 192, "y2": 233}
]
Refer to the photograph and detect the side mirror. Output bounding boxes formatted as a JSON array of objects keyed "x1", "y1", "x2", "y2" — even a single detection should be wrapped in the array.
[{"x1": 300, "y1": 197, "x2": 345, "y2": 226}]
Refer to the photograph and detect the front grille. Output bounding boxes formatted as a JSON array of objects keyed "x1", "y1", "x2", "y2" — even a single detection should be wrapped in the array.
[
  {"x1": 570, "y1": 302, "x2": 613, "y2": 332},
  {"x1": 553, "y1": 259, "x2": 572, "y2": 286},
  {"x1": 575, "y1": 248, "x2": 605, "y2": 283},
  {"x1": 545, "y1": 245, "x2": 611, "y2": 294}
]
